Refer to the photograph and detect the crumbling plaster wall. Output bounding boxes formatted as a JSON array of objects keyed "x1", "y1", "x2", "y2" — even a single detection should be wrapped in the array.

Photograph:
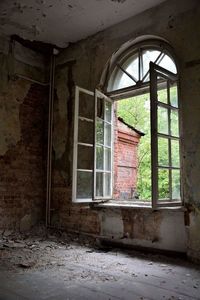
[
  {"x1": 53, "y1": 0, "x2": 200, "y2": 260},
  {"x1": 0, "y1": 35, "x2": 48, "y2": 231}
]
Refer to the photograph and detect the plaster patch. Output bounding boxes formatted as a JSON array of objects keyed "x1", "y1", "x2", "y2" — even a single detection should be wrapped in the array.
[
  {"x1": 53, "y1": 75, "x2": 69, "y2": 160},
  {"x1": 99, "y1": 209, "x2": 124, "y2": 238},
  {"x1": 159, "y1": 211, "x2": 187, "y2": 252}
]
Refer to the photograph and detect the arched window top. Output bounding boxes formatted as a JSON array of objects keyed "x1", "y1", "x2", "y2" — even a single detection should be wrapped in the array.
[{"x1": 107, "y1": 40, "x2": 177, "y2": 93}]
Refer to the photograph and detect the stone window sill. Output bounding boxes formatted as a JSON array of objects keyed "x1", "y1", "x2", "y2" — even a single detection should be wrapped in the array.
[{"x1": 92, "y1": 200, "x2": 184, "y2": 211}]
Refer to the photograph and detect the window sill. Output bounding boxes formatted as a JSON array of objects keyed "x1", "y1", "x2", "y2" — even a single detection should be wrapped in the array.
[{"x1": 92, "y1": 200, "x2": 185, "y2": 211}]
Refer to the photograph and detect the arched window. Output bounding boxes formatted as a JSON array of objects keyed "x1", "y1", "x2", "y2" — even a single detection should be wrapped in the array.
[
  {"x1": 106, "y1": 41, "x2": 177, "y2": 92},
  {"x1": 73, "y1": 39, "x2": 181, "y2": 208}
]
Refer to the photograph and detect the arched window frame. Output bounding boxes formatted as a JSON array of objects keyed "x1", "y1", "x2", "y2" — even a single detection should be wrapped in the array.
[
  {"x1": 101, "y1": 39, "x2": 182, "y2": 208},
  {"x1": 72, "y1": 38, "x2": 182, "y2": 208},
  {"x1": 102, "y1": 39, "x2": 179, "y2": 98}
]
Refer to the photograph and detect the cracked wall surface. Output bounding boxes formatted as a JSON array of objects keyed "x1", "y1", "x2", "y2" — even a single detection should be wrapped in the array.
[
  {"x1": 0, "y1": 36, "x2": 48, "y2": 230},
  {"x1": 52, "y1": 0, "x2": 200, "y2": 260}
]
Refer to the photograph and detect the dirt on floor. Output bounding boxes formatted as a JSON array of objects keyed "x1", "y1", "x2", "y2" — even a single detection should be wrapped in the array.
[
  {"x1": 0, "y1": 226, "x2": 200, "y2": 300},
  {"x1": 0, "y1": 226, "x2": 99, "y2": 272}
]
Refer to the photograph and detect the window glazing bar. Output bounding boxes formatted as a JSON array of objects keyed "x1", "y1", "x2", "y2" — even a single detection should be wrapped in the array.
[
  {"x1": 116, "y1": 63, "x2": 137, "y2": 83},
  {"x1": 142, "y1": 51, "x2": 164, "y2": 82}
]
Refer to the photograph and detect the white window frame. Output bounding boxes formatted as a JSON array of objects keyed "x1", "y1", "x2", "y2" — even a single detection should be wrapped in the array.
[
  {"x1": 150, "y1": 62, "x2": 182, "y2": 208},
  {"x1": 72, "y1": 86, "x2": 94, "y2": 203},
  {"x1": 72, "y1": 86, "x2": 113, "y2": 203},
  {"x1": 94, "y1": 89, "x2": 113, "y2": 200}
]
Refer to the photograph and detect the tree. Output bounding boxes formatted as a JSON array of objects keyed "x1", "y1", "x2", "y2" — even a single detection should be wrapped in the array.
[{"x1": 117, "y1": 87, "x2": 180, "y2": 201}]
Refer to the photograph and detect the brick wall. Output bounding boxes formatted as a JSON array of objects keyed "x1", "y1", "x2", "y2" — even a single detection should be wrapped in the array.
[
  {"x1": 114, "y1": 117, "x2": 141, "y2": 200},
  {"x1": 0, "y1": 82, "x2": 48, "y2": 230}
]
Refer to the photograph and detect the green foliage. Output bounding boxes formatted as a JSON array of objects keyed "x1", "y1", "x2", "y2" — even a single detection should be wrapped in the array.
[
  {"x1": 118, "y1": 93, "x2": 152, "y2": 200},
  {"x1": 117, "y1": 88, "x2": 180, "y2": 201}
]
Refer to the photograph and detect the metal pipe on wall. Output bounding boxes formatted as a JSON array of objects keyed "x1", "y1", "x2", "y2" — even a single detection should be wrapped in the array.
[{"x1": 46, "y1": 53, "x2": 56, "y2": 227}]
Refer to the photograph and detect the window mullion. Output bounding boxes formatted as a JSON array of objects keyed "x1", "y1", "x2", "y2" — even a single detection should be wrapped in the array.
[
  {"x1": 93, "y1": 90, "x2": 97, "y2": 199},
  {"x1": 139, "y1": 47, "x2": 142, "y2": 82},
  {"x1": 150, "y1": 63, "x2": 158, "y2": 209},
  {"x1": 103, "y1": 101, "x2": 106, "y2": 197},
  {"x1": 167, "y1": 80, "x2": 172, "y2": 201}
]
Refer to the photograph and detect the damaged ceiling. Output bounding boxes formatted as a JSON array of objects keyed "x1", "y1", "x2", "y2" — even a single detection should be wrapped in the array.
[{"x1": 0, "y1": 0, "x2": 165, "y2": 48}]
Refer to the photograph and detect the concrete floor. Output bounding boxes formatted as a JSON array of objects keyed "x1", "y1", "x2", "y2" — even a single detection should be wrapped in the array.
[{"x1": 0, "y1": 233, "x2": 200, "y2": 300}]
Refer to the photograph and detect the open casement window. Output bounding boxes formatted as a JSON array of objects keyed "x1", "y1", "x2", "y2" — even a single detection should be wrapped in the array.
[
  {"x1": 72, "y1": 86, "x2": 113, "y2": 203},
  {"x1": 150, "y1": 62, "x2": 181, "y2": 208},
  {"x1": 73, "y1": 40, "x2": 182, "y2": 208}
]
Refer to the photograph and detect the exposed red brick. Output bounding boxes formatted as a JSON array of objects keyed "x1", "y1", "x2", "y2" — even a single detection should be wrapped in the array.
[{"x1": 0, "y1": 83, "x2": 48, "y2": 230}]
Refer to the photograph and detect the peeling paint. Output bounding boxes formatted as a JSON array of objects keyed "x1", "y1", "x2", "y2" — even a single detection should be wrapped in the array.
[{"x1": 0, "y1": 0, "x2": 166, "y2": 47}]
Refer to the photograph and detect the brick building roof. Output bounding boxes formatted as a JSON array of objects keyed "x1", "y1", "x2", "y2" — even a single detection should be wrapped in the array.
[{"x1": 118, "y1": 117, "x2": 145, "y2": 136}]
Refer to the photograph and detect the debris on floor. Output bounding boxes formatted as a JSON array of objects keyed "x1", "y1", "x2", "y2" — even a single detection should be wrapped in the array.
[{"x1": 0, "y1": 226, "x2": 200, "y2": 299}]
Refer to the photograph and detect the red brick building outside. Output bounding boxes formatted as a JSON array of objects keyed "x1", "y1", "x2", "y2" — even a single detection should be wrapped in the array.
[{"x1": 114, "y1": 117, "x2": 144, "y2": 200}]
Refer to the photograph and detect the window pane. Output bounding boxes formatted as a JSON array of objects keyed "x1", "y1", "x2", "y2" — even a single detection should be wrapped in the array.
[
  {"x1": 171, "y1": 140, "x2": 180, "y2": 167},
  {"x1": 105, "y1": 148, "x2": 111, "y2": 171},
  {"x1": 157, "y1": 81, "x2": 168, "y2": 104},
  {"x1": 158, "y1": 168, "x2": 169, "y2": 200},
  {"x1": 105, "y1": 123, "x2": 111, "y2": 147},
  {"x1": 104, "y1": 173, "x2": 111, "y2": 197},
  {"x1": 172, "y1": 169, "x2": 181, "y2": 199},
  {"x1": 158, "y1": 137, "x2": 169, "y2": 166},
  {"x1": 77, "y1": 171, "x2": 92, "y2": 199},
  {"x1": 96, "y1": 146, "x2": 103, "y2": 170},
  {"x1": 159, "y1": 54, "x2": 177, "y2": 74},
  {"x1": 142, "y1": 49, "x2": 160, "y2": 80},
  {"x1": 125, "y1": 53, "x2": 139, "y2": 82},
  {"x1": 97, "y1": 97, "x2": 104, "y2": 119},
  {"x1": 158, "y1": 106, "x2": 169, "y2": 135},
  {"x1": 111, "y1": 68, "x2": 136, "y2": 91},
  {"x1": 78, "y1": 119, "x2": 93, "y2": 144},
  {"x1": 96, "y1": 172, "x2": 103, "y2": 197},
  {"x1": 79, "y1": 92, "x2": 94, "y2": 119},
  {"x1": 170, "y1": 84, "x2": 178, "y2": 108},
  {"x1": 77, "y1": 145, "x2": 93, "y2": 170},
  {"x1": 105, "y1": 101, "x2": 112, "y2": 123},
  {"x1": 170, "y1": 110, "x2": 179, "y2": 137},
  {"x1": 96, "y1": 119, "x2": 104, "y2": 144}
]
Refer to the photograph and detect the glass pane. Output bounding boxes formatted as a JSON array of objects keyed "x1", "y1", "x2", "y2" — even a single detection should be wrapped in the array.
[
  {"x1": 124, "y1": 53, "x2": 139, "y2": 82},
  {"x1": 158, "y1": 168, "x2": 169, "y2": 200},
  {"x1": 104, "y1": 173, "x2": 111, "y2": 197},
  {"x1": 170, "y1": 110, "x2": 179, "y2": 137},
  {"x1": 96, "y1": 119, "x2": 104, "y2": 144},
  {"x1": 116, "y1": 71, "x2": 135, "y2": 90},
  {"x1": 79, "y1": 91, "x2": 94, "y2": 119},
  {"x1": 97, "y1": 97, "x2": 104, "y2": 119},
  {"x1": 142, "y1": 49, "x2": 160, "y2": 80},
  {"x1": 105, "y1": 123, "x2": 111, "y2": 147},
  {"x1": 158, "y1": 137, "x2": 169, "y2": 166},
  {"x1": 96, "y1": 172, "x2": 103, "y2": 197},
  {"x1": 158, "y1": 106, "x2": 169, "y2": 135},
  {"x1": 170, "y1": 84, "x2": 178, "y2": 108},
  {"x1": 159, "y1": 54, "x2": 177, "y2": 74},
  {"x1": 117, "y1": 92, "x2": 151, "y2": 202},
  {"x1": 78, "y1": 119, "x2": 93, "y2": 144},
  {"x1": 77, "y1": 171, "x2": 92, "y2": 199},
  {"x1": 172, "y1": 169, "x2": 181, "y2": 199},
  {"x1": 171, "y1": 140, "x2": 180, "y2": 167},
  {"x1": 77, "y1": 145, "x2": 93, "y2": 170},
  {"x1": 105, "y1": 148, "x2": 111, "y2": 171},
  {"x1": 105, "y1": 101, "x2": 112, "y2": 123},
  {"x1": 96, "y1": 146, "x2": 103, "y2": 170},
  {"x1": 157, "y1": 81, "x2": 168, "y2": 104}
]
